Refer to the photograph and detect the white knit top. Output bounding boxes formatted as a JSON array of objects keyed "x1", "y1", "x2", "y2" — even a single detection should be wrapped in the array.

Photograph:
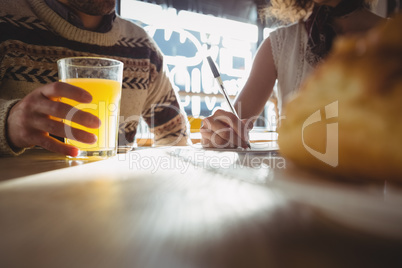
[{"x1": 270, "y1": 22, "x2": 315, "y2": 111}]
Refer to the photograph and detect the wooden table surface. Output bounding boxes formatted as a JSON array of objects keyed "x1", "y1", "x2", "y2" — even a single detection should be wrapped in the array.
[
  {"x1": 0, "y1": 148, "x2": 101, "y2": 181},
  {"x1": 1, "y1": 147, "x2": 402, "y2": 268}
]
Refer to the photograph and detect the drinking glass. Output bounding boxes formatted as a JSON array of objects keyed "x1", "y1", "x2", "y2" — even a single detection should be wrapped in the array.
[{"x1": 57, "y1": 57, "x2": 123, "y2": 158}]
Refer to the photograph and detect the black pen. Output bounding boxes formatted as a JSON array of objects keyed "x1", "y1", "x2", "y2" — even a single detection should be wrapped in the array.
[{"x1": 206, "y1": 56, "x2": 251, "y2": 149}]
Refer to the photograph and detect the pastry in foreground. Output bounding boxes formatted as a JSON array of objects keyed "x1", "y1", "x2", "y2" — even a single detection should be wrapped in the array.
[{"x1": 278, "y1": 13, "x2": 402, "y2": 182}]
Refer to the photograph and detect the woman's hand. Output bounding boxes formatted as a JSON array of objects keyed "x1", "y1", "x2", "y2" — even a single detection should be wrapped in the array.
[
  {"x1": 200, "y1": 109, "x2": 252, "y2": 149},
  {"x1": 6, "y1": 82, "x2": 101, "y2": 156}
]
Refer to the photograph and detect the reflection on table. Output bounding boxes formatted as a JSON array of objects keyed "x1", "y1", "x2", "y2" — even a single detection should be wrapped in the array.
[{"x1": 0, "y1": 146, "x2": 401, "y2": 268}]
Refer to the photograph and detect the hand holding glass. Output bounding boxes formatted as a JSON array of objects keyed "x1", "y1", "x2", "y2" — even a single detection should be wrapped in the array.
[{"x1": 57, "y1": 57, "x2": 123, "y2": 158}]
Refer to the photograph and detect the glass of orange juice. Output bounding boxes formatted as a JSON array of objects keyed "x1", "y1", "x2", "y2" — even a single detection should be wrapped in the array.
[{"x1": 57, "y1": 57, "x2": 123, "y2": 158}]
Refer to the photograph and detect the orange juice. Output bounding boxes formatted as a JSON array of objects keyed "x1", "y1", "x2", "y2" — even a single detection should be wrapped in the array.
[
  {"x1": 62, "y1": 78, "x2": 122, "y2": 155},
  {"x1": 187, "y1": 116, "x2": 203, "y2": 133}
]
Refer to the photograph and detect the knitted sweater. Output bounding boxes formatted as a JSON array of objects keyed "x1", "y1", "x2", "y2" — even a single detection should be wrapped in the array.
[{"x1": 0, "y1": 0, "x2": 188, "y2": 156}]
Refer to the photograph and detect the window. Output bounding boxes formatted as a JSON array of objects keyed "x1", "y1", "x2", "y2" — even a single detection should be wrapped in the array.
[{"x1": 120, "y1": 0, "x2": 278, "y2": 132}]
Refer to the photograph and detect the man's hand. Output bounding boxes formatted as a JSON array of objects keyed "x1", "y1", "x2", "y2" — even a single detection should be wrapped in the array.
[
  {"x1": 7, "y1": 82, "x2": 101, "y2": 156},
  {"x1": 200, "y1": 109, "x2": 252, "y2": 149}
]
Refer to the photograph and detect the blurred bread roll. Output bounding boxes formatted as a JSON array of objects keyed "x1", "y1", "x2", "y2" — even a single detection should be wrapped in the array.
[{"x1": 278, "y1": 13, "x2": 402, "y2": 182}]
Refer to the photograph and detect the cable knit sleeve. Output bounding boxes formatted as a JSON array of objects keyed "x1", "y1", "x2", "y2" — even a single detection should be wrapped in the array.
[{"x1": 0, "y1": 99, "x2": 25, "y2": 156}]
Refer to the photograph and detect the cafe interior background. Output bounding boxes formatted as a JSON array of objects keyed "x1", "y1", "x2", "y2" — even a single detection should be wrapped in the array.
[
  {"x1": 2, "y1": 2, "x2": 402, "y2": 266},
  {"x1": 115, "y1": 0, "x2": 401, "y2": 139}
]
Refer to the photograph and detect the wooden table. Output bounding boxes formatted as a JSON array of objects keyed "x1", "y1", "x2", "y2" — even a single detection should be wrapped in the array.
[{"x1": 1, "y1": 146, "x2": 402, "y2": 268}]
